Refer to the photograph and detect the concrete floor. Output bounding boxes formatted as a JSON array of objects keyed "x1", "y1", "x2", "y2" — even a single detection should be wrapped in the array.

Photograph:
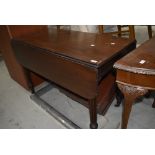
[
  {"x1": 0, "y1": 26, "x2": 155, "y2": 129},
  {"x1": 0, "y1": 60, "x2": 65, "y2": 129}
]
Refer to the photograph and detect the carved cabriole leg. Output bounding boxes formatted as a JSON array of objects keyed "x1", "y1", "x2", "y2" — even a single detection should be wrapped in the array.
[
  {"x1": 24, "y1": 68, "x2": 35, "y2": 94},
  {"x1": 89, "y1": 98, "x2": 98, "y2": 129},
  {"x1": 118, "y1": 83, "x2": 148, "y2": 129}
]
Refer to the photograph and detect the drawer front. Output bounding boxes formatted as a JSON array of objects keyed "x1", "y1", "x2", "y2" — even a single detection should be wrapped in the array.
[{"x1": 12, "y1": 41, "x2": 98, "y2": 99}]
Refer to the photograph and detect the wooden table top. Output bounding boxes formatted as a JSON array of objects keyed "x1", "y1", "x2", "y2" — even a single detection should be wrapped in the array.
[
  {"x1": 114, "y1": 36, "x2": 155, "y2": 75},
  {"x1": 13, "y1": 28, "x2": 135, "y2": 68}
]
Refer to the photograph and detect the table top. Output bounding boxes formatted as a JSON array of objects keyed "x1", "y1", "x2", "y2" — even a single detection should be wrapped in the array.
[
  {"x1": 114, "y1": 36, "x2": 155, "y2": 75},
  {"x1": 12, "y1": 28, "x2": 135, "y2": 68}
]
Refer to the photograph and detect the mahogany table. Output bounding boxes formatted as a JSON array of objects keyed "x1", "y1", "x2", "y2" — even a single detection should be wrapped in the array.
[
  {"x1": 11, "y1": 28, "x2": 136, "y2": 128},
  {"x1": 114, "y1": 36, "x2": 155, "y2": 129}
]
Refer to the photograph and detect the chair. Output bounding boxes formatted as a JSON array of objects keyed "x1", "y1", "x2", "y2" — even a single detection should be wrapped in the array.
[
  {"x1": 98, "y1": 25, "x2": 153, "y2": 40},
  {"x1": 98, "y1": 25, "x2": 135, "y2": 39}
]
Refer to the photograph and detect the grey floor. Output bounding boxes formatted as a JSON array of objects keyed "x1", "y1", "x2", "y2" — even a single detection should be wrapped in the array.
[
  {"x1": 0, "y1": 26, "x2": 155, "y2": 129},
  {"x1": 0, "y1": 60, "x2": 65, "y2": 129}
]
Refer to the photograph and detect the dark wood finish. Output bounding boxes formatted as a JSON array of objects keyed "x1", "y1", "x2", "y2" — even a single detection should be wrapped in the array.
[
  {"x1": 54, "y1": 72, "x2": 116, "y2": 115},
  {"x1": 98, "y1": 25, "x2": 104, "y2": 34},
  {"x1": 148, "y1": 25, "x2": 153, "y2": 39},
  {"x1": 128, "y1": 26, "x2": 135, "y2": 39},
  {"x1": 89, "y1": 98, "x2": 98, "y2": 129},
  {"x1": 0, "y1": 26, "x2": 46, "y2": 90},
  {"x1": 117, "y1": 25, "x2": 122, "y2": 36},
  {"x1": 152, "y1": 99, "x2": 155, "y2": 108},
  {"x1": 24, "y1": 68, "x2": 35, "y2": 94},
  {"x1": 11, "y1": 28, "x2": 136, "y2": 128},
  {"x1": 56, "y1": 25, "x2": 61, "y2": 30},
  {"x1": 115, "y1": 85, "x2": 124, "y2": 107},
  {"x1": 114, "y1": 36, "x2": 155, "y2": 129},
  {"x1": 0, "y1": 26, "x2": 22, "y2": 83},
  {"x1": 8, "y1": 25, "x2": 47, "y2": 37},
  {"x1": 118, "y1": 83, "x2": 148, "y2": 129}
]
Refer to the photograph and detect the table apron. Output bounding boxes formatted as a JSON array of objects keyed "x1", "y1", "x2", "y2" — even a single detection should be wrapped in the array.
[{"x1": 116, "y1": 70, "x2": 155, "y2": 90}]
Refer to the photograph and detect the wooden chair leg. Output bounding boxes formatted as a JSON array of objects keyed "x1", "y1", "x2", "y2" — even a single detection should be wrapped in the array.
[
  {"x1": 56, "y1": 25, "x2": 61, "y2": 30},
  {"x1": 98, "y1": 25, "x2": 104, "y2": 34},
  {"x1": 117, "y1": 25, "x2": 122, "y2": 37},
  {"x1": 129, "y1": 25, "x2": 135, "y2": 39},
  {"x1": 148, "y1": 25, "x2": 152, "y2": 39}
]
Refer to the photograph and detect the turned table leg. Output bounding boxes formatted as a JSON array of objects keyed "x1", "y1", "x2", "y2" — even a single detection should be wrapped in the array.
[
  {"x1": 24, "y1": 68, "x2": 35, "y2": 94},
  {"x1": 89, "y1": 98, "x2": 98, "y2": 129},
  {"x1": 118, "y1": 84, "x2": 148, "y2": 129}
]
